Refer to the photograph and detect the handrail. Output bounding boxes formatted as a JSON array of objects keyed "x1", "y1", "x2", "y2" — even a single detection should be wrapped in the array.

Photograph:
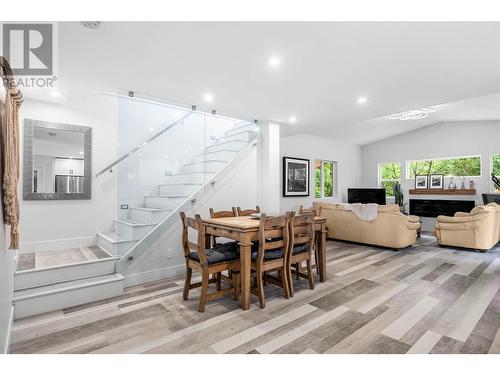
[{"x1": 95, "y1": 112, "x2": 192, "y2": 177}]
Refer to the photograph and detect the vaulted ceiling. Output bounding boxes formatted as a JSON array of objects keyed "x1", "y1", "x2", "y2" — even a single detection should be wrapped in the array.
[{"x1": 33, "y1": 22, "x2": 500, "y2": 144}]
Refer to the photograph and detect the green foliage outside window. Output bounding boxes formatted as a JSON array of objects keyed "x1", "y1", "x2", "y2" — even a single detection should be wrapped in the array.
[
  {"x1": 315, "y1": 160, "x2": 334, "y2": 198},
  {"x1": 407, "y1": 156, "x2": 481, "y2": 179},
  {"x1": 379, "y1": 162, "x2": 401, "y2": 196},
  {"x1": 493, "y1": 154, "x2": 500, "y2": 177}
]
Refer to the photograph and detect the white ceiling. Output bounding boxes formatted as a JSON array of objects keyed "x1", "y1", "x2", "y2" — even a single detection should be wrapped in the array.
[{"x1": 37, "y1": 22, "x2": 500, "y2": 144}]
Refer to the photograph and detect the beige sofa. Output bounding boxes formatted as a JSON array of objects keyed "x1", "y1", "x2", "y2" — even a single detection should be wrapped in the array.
[
  {"x1": 435, "y1": 203, "x2": 500, "y2": 252},
  {"x1": 312, "y1": 202, "x2": 421, "y2": 249}
]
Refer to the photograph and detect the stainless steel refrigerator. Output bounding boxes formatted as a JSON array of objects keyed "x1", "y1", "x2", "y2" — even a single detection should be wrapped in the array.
[{"x1": 55, "y1": 175, "x2": 84, "y2": 193}]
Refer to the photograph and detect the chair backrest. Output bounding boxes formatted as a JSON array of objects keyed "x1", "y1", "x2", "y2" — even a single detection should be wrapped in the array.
[
  {"x1": 289, "y1": 211, "x2": 315, "y2": 256},
  {"x1": 255, "y1": 213, "x2": 291, "y2": 263},
  {"x1": 299, "y1": 205, "x2": 319, "y2": 217},
  {"x1": 209, "y1": 207, "x2": 237, "y2": 218},
  {"x1": 237, "y1": 205, "x2": 261, "y2": 216},
  {"x1": 180, "y1": 212, "x2": 208, "y2": 264}
]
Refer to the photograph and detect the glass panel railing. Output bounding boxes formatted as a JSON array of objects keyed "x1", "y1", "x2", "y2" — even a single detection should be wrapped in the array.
[{"x1": 103, "y1": 94, "x2": 257, "y2": 257}]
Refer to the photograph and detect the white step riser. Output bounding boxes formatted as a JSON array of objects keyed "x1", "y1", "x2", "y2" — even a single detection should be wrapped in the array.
[
  {"x1": 98, "y1": 235, "x2": 136, "y2": 257},
  {"x1": 225, "y1": 124, "x2": 258, "y2": 136},
  {"x1": 114, "y1": 221, "x2": 154, "y2": 240},
  {"x1": 14, "y1": 258, "x2": 117, "y2": 291},
  {"x1": 164, "y1": 173, "x2": 215, "y2": 184},
  {"x1": 192, "y1": 150, "x2": 237, "y2": 163},
  {"x1": 205, "y1": 141, "x2": 245, "y2": 153},
  {"x1": 182, "y1": 160, "x2": 226, "y2": 173},
  {"x1": 158, "y1": 184, "x2": 200, "y2": 195},
  {"x1": 144, "y1": 196, "x2": 186, "y2": 209},
  {"x1": 217, "y1": 131, "x2": 257, "y2": 142},
  {"x1": 13, "y1": 277, "x2": 124, "y2": 319},
  {"x1": 129, "y1": 208, "x2": 171, "y2": 225}
]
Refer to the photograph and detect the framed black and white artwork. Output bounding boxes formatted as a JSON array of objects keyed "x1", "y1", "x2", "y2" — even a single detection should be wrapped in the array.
[
  {"x1": 283, "y1": 157, "x2": 310, "y2": 197},
  {"x1": 415, "y1": 175, "x2": 428, "y2": 190},
  {"x1": 429, "y1": 174, "x2": 444, "y2": 189}
]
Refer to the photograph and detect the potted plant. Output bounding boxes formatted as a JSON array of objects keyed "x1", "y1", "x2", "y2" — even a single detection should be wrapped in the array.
[{"x1": 394, "y1": 183, "x2": 405, "y2": 213}]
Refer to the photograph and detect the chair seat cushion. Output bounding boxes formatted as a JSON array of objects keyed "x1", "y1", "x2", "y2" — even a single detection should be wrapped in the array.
[
  {"x1": 215, "y1": 241, "x2": 239, "y2": 252},
  {"x1": 292, "y1": 243, "x2": 309, "y2": 254},
  {"x1": 189, "y1": 247, "x2": 239, "y2": 264},
  {"x1": 251, "y1": 248, "x2": 283, "y2": 260}
]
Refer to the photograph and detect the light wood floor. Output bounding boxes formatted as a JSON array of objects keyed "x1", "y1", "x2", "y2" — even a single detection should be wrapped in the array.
[{"x1": 10, "y1": 235, "x2": 500, "y2": 354}]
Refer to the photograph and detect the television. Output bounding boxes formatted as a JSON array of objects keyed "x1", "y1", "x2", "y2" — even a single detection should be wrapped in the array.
[{"x1": 348, "y1": 188, "x2": 386, "y2": 205}]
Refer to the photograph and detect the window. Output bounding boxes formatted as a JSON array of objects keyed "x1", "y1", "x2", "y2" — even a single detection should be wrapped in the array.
[
  {"x1": 493, "y1": 154, "x2": 500, "y2": 192},
  {"x1": 378, "y1": 162, "x2": 401, "y2": 196},
  {"x1": 406, "y1": 156, "x2": 481, "y2": 179},
  {"x1": 315, "y1": 160, "x2": 335, "y2": 198}
]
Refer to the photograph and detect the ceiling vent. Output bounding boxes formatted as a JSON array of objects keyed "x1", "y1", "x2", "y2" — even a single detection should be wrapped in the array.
[{"x1": 81, "y1": 21, "x2": 101, "y2": 29}]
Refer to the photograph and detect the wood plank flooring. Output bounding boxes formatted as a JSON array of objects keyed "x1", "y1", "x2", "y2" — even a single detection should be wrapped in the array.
[
  {"x1": 17, "y1": 246, "x2": 112, "y2": 271},
  {"x1": 10, "y1": 235, "x2": 500, "y2": 354}
]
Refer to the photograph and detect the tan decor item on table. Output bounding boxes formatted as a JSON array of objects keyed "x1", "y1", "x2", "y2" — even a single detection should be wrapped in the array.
[{"x1": 0, "y1": 57, "x2": 23, "y2": 249}]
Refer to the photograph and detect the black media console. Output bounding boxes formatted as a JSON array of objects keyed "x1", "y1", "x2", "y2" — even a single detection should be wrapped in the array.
[{"x1": 409, "y1": 199, "x2": 475, "y2": 218}]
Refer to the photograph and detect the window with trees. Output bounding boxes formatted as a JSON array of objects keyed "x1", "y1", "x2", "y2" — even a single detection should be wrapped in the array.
[
  {"x1": 378, "y1": 162, "x2": 401, "y2": 196},
  {"x1": 406, "y1": 156, "x2": 481, "y2": 179},
  {"x1": 493, "y1": 154, "x2": 500, "y2": 177},
  {"x1": 315, "y1": 160, "x2": 335, "y2": 198}
]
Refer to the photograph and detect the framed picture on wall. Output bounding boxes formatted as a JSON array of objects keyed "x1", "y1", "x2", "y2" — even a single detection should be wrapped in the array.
[
  {"x1": 429, "y1": 174, "x2": 444, "y2": 189},
  {"x1": 283, "y1": 157, "x2": 310, "y2": 197},
  {"x1": 415, "y1": 175, "x2": 428, "y2": 190}
]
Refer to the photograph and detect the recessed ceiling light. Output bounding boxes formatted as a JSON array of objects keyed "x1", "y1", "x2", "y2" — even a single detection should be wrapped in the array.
[
  {"x1": 50, "y1": 91, "x2": 61, "y2": 97},
  {"x1": 203, "y1": 93, "x2": 214, "y2": 103},
  {"x1": 289, "y1": 116, "x2": 297, "y2": 124},
  {"x1": 148, "y1": 127, "x2": 155, "y2": 131},
  {"x1": 357, "y1": 97, "x2": 367, "y2": 104},
  {"x1": 269, "y1": 56, "x2": 281, "y2": 68},
  {"x1": 79, "y1": 151, "x2": 84, "y2": 155}
]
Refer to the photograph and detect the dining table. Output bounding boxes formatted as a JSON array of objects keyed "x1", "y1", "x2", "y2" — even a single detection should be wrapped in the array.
[{"x1": 202, "y1": 215, "x2": 328, "y2": 310}]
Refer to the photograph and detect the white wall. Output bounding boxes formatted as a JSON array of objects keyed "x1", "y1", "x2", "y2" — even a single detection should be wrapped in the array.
[
  {"x1": 361, "y1": 121, "x2": 500, "y2": 230},
  {"x1": 280, "y1": 133, "x2": 363, "y2": 212},
  {"x1": 0, "y1": 88, "x2": 16, "y2": 353},
  {"x1": 20, "y1": 89, "x2": 119, "y2": 252},
  {"x1": 123, "y1": 147, "x2": 259, "y2": 286}
]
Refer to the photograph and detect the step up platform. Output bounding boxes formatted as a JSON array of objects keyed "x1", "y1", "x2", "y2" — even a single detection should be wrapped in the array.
[{"x1": 13, "y1": 273, "x2": 124, "y2": 319}]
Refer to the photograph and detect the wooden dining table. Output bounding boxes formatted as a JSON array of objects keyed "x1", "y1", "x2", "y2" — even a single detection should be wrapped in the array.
[{"x1": 202, "y1": 215, "x2": 328, "y2": 310}]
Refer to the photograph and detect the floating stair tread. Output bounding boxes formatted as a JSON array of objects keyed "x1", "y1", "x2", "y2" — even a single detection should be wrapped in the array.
[
  {"x1": 165, "y1": 171, "x2": 216, "y2": 175},
  {"x1": 114, "y1": 218, "x2": 155, "y2": 227},
  {"x1": 158, "y1": 182, "x2": 202, "y2": 186},
  {"x1": 130, "y1": 206, "x2": 173, "y2": 214},
  {"x1": 13, "y1": 273, "x2": 124, "y2": 300},
  {"x1": 183, "y1": 160, "x2": 226, "y2": 166},
  {"x1": 194, "y1": 149, "x2": 238, "y2": 157},
  {"x1": 206, "y1": 140, "x2": 246, "y2": 148},
  {"x1": 98, "y1": 231, "x2": 138, "y2": 244},
  {"x1": 227, "y1": 122, "x2": 255, "y2": 132},
  {"x1": 144, "y1": 194, "x2": 188, "y2": 198}
]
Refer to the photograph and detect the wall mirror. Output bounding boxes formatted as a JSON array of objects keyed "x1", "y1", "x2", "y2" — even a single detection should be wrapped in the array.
[{"x1": 23, "y1": 119, "x2": 92, "y2": 200}]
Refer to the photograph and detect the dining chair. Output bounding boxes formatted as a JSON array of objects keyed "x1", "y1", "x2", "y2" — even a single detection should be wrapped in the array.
[
  {"x1": 236, "y1": 205, "x2": 261, "y2": 216},
  {"x1": 209, "y1": 207, "x2": 238, "y2": 248},
  {"x1": 251, "y1": 213, "x2": 291, "y2": 308},
  {"x1": 287, "y1": 212, "x2": 316, "y2": 297},
  {"x1": 180, "y1": 212, "x2": 240, "y2": 312},
  {"x1": 298, "y1": 205, "x2": 320, "y2": 276}
]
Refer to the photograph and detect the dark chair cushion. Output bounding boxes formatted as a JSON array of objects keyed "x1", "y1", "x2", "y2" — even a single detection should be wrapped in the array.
[
  {"x1": 189, "y1": 247, "x2": 239, "y2": 264},
  {"x1": 292, "y1": 243, "x2": 310, "y2": 254},
  {"x1": 251, "y1": 248, "x2": 283, "y2": 260},
  {"x1": 216, "y1": 241, "x2": 239, "y2": 252}
]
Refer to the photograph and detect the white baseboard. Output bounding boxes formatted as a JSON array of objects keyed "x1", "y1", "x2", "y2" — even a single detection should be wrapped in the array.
[
  {"x1": 2, "y1": 305, "x2": 14, "y2": 354},
  {"x1": 124, "y1": 264, "x2": 185, "y2": 288},
  {"x1": 20, "y1": 236, "x2": 97, "y2": 253}
]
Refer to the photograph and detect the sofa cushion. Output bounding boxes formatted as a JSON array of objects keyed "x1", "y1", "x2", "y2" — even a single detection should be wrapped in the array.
[
  {"x1": 189, "y1": 247, "x2": 239, "y2": 264},
  {"x1": 378, "y1": 204, "x2": 400, "y2": 213},
  {"x1": 471, "y1": 206, "x2": 494, "y2": 216}
]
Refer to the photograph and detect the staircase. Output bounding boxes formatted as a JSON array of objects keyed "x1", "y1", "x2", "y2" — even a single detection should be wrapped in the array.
[
  {"x1": 13, "y1": 121, "x2": 258, "y2": 319},
  {"x1": 96, "y1": 121, "x2": 258, "y2": 257}
]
